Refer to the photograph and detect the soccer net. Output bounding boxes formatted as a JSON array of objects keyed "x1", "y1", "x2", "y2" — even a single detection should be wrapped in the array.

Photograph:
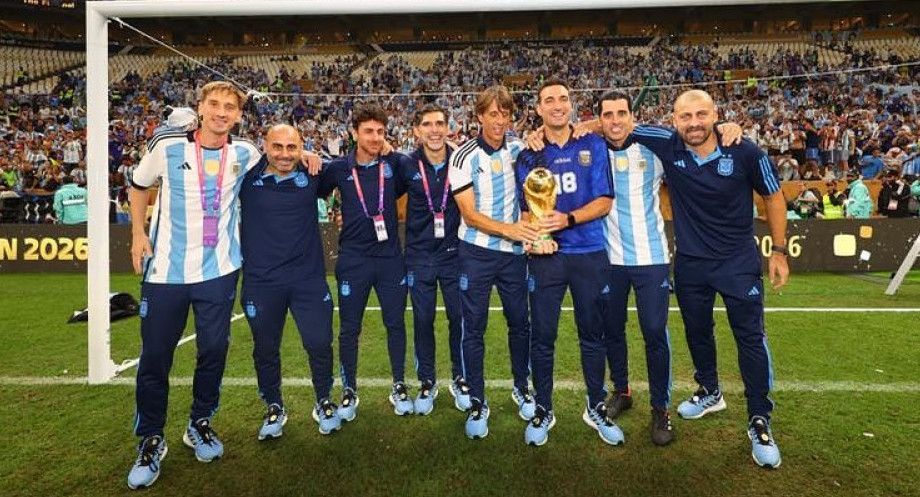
[{"x1": 84, "y1": 0, "x2": 916, "y2": 383}]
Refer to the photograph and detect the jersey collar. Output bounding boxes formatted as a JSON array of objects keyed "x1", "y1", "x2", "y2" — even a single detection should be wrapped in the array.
[{"x1": 477, "y1": 135, "x2": 505, "y2": 155}]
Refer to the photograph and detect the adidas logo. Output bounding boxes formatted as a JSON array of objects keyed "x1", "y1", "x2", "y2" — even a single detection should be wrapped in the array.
[
  {"x1": 601, "y1": 284, "x2": 610, "y2": 295},
  {"x1": 674, "y1": 160, "x2": 686, "y2": 169},
  {"x1": 475, "y1": 166, "x2": 485, "y2": 174},
  {"x1": 346, "y1": 175, "x2": 353, "y2": 180},
  {"x1": 323, "y1": 292, "x2": 331, "y2": 302},
  {"x1": 661, "y1": 279, "x2": 669, "y2": 288},
  {"x1": 412, "y1": 172, "x2": 422, "y2": 181},
  {"x1": 178, "y1": 162, "x2": 191, "y2": 170},
  {"x1": 748, "y1": 286, "x2": 760, "y2": 296}
]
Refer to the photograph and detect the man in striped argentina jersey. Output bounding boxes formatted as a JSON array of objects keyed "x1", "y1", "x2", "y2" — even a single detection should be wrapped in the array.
[
  {"x1": 126, "y1": 82, "x2": 315, "y2": 490},
  {"x1": 448, "y1": 85, "x2": 540, "y2": 440},
  {"x1": 596, "y1": 90, "x2": 677, "y2": 447}
]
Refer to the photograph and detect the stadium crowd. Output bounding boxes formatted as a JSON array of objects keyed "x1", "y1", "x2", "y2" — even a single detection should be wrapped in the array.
[{"x1": 1, "y1": 37, "x2": 920, "y2": 222}]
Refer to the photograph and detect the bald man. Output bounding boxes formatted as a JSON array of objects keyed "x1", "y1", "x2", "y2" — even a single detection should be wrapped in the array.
[
  {"x1": 239, "y1": 124, "x2": 342, "y2": 439},
  {"x1": 630, "y1": 89, "x2": 787, "y2": 468}
]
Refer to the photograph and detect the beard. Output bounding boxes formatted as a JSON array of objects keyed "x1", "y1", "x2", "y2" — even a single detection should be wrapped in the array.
[{"x1": 679, "y1": 125, "x2": 713, "y2": 147}]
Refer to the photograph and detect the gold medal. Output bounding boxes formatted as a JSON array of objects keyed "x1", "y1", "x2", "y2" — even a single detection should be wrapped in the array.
[
  {"x1": 204, "y1": 158, "x2": 220, "y2": 176},
  {"x1": 491, "y1": 158, "x2": 504, "y2": 174}
]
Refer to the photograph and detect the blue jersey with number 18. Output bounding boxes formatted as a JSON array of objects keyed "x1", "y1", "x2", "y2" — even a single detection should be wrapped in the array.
[{"x1": 514, "y1": 133, "x2": 614, "y2": 254}]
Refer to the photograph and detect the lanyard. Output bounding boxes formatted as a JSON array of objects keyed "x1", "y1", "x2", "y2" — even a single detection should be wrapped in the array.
[
  {"x1": 351, "y1": 161, "x2": 385, "y2": 218},
  {"x1": 418, "y1": 159, "x2": 450, "y2": 213},
  {"x1": 194, "y1": 131, "x2": 228, "y2": 214}
]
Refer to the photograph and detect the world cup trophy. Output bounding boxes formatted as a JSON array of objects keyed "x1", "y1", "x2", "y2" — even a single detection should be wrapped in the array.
[{"x1": 523, "y1": 167, "x2": 557, "y2": 250}]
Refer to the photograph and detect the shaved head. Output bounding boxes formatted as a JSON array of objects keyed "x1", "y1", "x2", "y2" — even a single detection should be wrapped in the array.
[
  {"x1": 263, "y1": 124, "x2": 303, "y2": 176},
  {"x1": 672, "y1": 89, "x2": 718, "y2": 149},
  {"x1": 673, "y1": 89, "x2": 715, "y2": 112},
  {"x1": 264, "y1": 124, "x2": 302, "y2": 145}
]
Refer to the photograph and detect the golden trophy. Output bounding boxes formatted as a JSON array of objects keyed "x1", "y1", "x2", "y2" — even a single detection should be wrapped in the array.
[{"x1": 523, "y1": 167, "x2": 557, "y2": 250}]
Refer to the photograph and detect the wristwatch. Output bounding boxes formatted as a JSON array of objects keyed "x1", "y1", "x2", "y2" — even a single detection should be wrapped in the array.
[
  {"x1": 771, "y1": 245, "x2": 789, "y2": 256},
  {"x1": 567, "y1": 213, "x2": 576, "y2": 228}
]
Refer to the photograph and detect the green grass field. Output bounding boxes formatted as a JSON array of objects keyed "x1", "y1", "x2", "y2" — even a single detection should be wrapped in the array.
[{"x1": 1, "y1": 272, "x2": 919, "y2": 497}]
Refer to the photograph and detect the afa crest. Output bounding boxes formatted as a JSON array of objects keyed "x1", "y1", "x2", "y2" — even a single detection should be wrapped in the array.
[
  {"x1": 139, "y1": 299, "x2": 148, "y2": 318},
  {"x1": 616, "y1": 156, "x2": 629, "y2": 172},
  {"x1": 294, "y1": 172, "x2": 309, "y2": 188},
  {"x1": 578, "y1": 150, "x2": 592, "y2": 166},
  {"x1": 341, "y1": 282, "x2": 351, "y2": 297},
  {"x1": 459, "y1": 274, "x2": 469, "y2": 291},
  {"x1": 717, "y1": 157, "x2": 734, "y2": 176},
  {"x1": 245, "y1": 301, "x2": 257, "y2": 318},
  {"x1": 407, "y1": 271, "x2": 415, "y2": 288},
  {"x1": 383, "y1": 162, "x2": 393, "y2": 179}
]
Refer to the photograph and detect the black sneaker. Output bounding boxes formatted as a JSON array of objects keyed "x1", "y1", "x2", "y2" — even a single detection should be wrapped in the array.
[
  {"x1": 650, "y1": 407, "x2": 675, "y2": 446},
  {"x1": 606, "y1": 386, "x2": 634, "y2": 418}
]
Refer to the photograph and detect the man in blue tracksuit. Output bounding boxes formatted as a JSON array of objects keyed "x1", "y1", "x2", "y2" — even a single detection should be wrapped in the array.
[
  {"x1": 393, "y1": 104, "x2": 468, "y2": 415},
  {"x1": 321, "y1": 104, "x2": 414, "y2": 419},
  {"x1": 239, "y1": 124, "x2": 340, "y2": 440},
  {"x1": 631, "y1": 89, "x2": 789, "y2": 469},
  {"x1": 514, "y1": 79, "x2": 618, "y2": 447}
]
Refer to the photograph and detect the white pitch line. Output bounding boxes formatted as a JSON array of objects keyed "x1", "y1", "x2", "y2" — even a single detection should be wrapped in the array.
[
  {"x1": 114, "y1": 313, "x2": 246, "y2": 374},
  {"x1": 112, "y1": 306, "x2": 919, "y2": 374},
  {"x1": 2, "y1": 376, "x2": 919, "y2": 393},
  {"x1": 329, "y1": 306, "x2": 920, "y2": 312}
]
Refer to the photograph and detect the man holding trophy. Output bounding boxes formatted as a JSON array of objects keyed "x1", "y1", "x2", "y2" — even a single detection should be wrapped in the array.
[{"x1": 514, "y1": 79, "x2": 619, "y2": 446}]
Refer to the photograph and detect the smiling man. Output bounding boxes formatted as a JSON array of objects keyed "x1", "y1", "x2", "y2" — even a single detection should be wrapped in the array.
[
  {"x1": 127, "y1": 81, "x2": 262, "y2": 489},
  {"x1": 393, "y1": 104, "x2": 467, "y2": 415},
  {"x1": 321, "y1": 104, "x2": 413, "y2": 420},
  {"x1": 448, "y1": 85, "x2": 539, "y2": 440},
  {"x1": 238, "y1": 124, "x2": 340, "y2": 441},
  {"x1": 631, "y1": 89, "x2": 788, "y2": 469},
  {"x1": 513, "y1": 79, "x2": 616, "y2": 447}
]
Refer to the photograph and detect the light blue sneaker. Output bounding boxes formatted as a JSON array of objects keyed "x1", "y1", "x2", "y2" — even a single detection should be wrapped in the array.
[
  {"x1": 312, "y1": 398, "x2": 342, "y2": 435},
  {"x1": 127, "y1": 435, "x2": 168, "y2": 490},
  {"x1": 524, "y1": 406, "x2": 556, "y2": 446},
  {"x1": 465, "y1": 400, "x2": 490, "y2": 440},
  {"x1": 338, "y1": 388, "x2": 359, "y2": 422},
  {"x1": 511, "y1": 386, "x2": 536, "y2": 421},
  {"x1": 582, "y1": 400, "x2": 625, "y2": 446},
  {"x1": 390, "y1": 382, "x2": 415, "y2": 416},
  {"x1": 748, "y1": 416, "x2": 782, "y2": 469},
  {"x1": 257, "y1": 403, "x2": 287, "y2": 441},
  {"x1": 677, "y1": 385, "x2": 727, "y2": 420},
  {"x1": 182, "y1": 418, "x2": 223, "y2": 463},
  {"x1": 414, "y1": 380, "x2": 438, "y2": 416},
  {"x1": 448, "y1": 376, "x2": 472, "y2": 412}
]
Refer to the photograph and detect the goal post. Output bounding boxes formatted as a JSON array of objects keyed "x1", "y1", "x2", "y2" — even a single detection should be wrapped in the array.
[{"x1": 83, "y1": 0, "x2": 850, "y2": 384}]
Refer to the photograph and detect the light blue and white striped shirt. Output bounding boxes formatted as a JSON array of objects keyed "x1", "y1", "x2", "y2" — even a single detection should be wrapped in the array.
[
  {"x1": 133, "y1": 132, "x2": 261, "y2": 284},
  {"x1": 604, "y1": 141, "x2": 670, "y2": 266},
  {"x1": 448, "y1": 136, "x2": 524, "y2": 254}
]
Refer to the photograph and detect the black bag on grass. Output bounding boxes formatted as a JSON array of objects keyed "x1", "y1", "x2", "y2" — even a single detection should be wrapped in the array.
[{"x1": 67, "y1": 293, "x2": 140, "y2": 323}]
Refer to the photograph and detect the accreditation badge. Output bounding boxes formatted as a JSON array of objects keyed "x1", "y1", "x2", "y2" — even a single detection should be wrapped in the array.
[
  {"x1": 433, "y1": 212, "x2": 445, "y2": 239},
  {"x1": 373, "y1": 214, "x2": 389, "y2": 242}
]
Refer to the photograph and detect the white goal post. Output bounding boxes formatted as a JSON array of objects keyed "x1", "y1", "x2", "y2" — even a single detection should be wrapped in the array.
[{"x1": 83, "y1": 0, "x2": 869, "y2": 384}]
